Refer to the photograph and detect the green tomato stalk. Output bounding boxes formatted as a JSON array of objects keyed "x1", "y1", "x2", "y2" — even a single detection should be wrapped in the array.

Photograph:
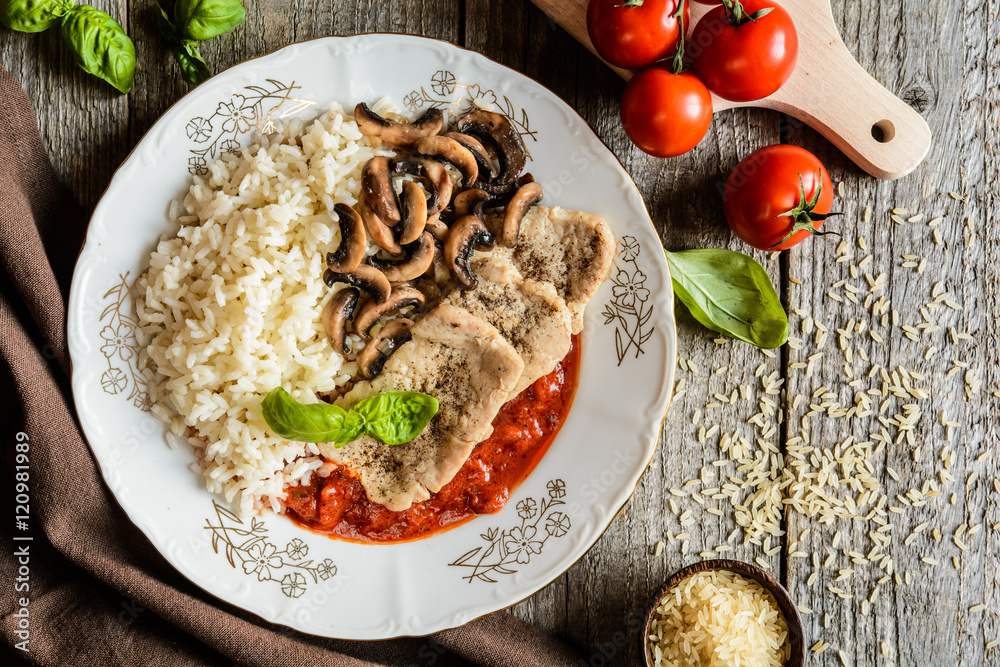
[
  {"x1": 671, "y1": 0, "x2": 687, "y2": 74},
  {"x1": 720, "y1": 0, "x2": 774, "y2": 26},
  {"x1": 769, "y1": 172, "x2": 841, "y2": 248}
]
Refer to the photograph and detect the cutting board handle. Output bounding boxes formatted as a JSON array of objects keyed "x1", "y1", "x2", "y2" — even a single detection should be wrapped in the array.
[
  {"x1": 760, "y1": 4, "x2": 931, "y2": 180},
  {"x1": 530, "y1": 0, "x2": 931, "y2": 180}
]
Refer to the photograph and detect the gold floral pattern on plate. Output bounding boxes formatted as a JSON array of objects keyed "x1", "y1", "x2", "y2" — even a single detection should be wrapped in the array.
[
  {"x1": 184, "y1": 79, "x2": 316, "y2": 175},
  {"x1": 204, "y1": 501, "x2": 336, "y2": 598},
  {"x1": 404, "y1": 69, "x2": 536, "y2": 156},
  {"x1": 603, "y1": 236, "x2": 654, "y2": 366},
  {"x1": 98, "y1": 272, "x2": 151, "y2": 410},
  {"x1": 449, "y1": 479, "x2": 570, "y2": 583}
]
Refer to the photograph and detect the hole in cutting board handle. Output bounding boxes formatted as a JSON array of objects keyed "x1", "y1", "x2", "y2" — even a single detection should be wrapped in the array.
[{"x1": 871, "y1": 120, "x2": 896, "y2": 143}]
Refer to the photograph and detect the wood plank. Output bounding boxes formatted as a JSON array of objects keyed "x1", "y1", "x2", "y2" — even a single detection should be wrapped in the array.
[
  {"x1": 782, "y1": 0, "x2": 1000, "y2": 664},
  {"x1": 127, "y1": 1, "x2": 193, "y2": 149}
]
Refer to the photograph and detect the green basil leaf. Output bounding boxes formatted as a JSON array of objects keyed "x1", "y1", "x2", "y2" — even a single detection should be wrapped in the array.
[
  {"x1": 59, "y1": 5, "x2": 134, "y2": 93},
  {"x1": 175, "y1": 0, "x2": 244, "y2": 41},
  {"x1": 261, "y1": 388, "x2": 365, "y2": 445},
  {"x1": 155, "y1": 2, "x2": 177, "y2": 41},
  {"x1": 665, "y1": 248, "x2": 788, "y2": 349},
  {"x1": 175, "y1": 40, "x2": 210, "y2": 85},
  {"x1": 352, "y1": 391, "x2": 439, "y2": 446},
  {"x1": 1, "y1": 0, "x2": 76, "y2": 33}
]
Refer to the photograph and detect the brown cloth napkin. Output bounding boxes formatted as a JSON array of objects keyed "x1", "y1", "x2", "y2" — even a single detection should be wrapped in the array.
[{"x1": 0, "y1": 64, "x2": 586, "y2": 667}]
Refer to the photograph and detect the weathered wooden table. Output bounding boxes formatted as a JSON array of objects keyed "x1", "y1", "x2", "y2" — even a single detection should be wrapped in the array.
[{"x1": 3, "y1": 1, "x2": 997, "y2": 664}]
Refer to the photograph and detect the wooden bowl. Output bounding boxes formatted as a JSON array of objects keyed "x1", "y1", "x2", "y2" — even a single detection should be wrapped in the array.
[{"x1": 642, "y1": 559, "x2": 806, "y2": 667}]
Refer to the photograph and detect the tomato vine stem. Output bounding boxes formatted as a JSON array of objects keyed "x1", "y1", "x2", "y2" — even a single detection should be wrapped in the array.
[
  {"x1": 769, "y1": 173, "x2": 841, "y2": 248},
  {"x1": 671, "y1": 0, "x2": 687, "y2": 74},
  {"x1": 720, "y1": 0, "x2": 774, "y2": 26}
]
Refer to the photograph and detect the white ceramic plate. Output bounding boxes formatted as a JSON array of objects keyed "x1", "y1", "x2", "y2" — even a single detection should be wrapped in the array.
[{"x1": 67, "y1": 34, "x2": 676, "y2": 639}]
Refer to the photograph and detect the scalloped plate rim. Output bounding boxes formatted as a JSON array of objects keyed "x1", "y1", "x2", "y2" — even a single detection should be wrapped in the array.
[{"x1": 66, "y1": 33, "x2": 677, "y2": 640}]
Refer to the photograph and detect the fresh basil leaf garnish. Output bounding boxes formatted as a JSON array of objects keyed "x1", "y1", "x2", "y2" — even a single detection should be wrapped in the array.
[
  {"x1": 175, "y1": 40, "x2": 210, "y2": 85},
  {"x1": 666, "y1": 248, "x2": 788, "y2": 349},
  {"x1": 1, "y1": 0, "x2": 75, "y2": 33},
  {"x1": 262, "y1": 388, "x2": 439, "y2": 448},
  {"x1": 352, "y1": 392, "x2": 440, "y2": 446},
  {"x1": 60, "y1": 5, "x2": 135, "y2": 93},
  {"x1": 175, "y1": 0, "x2": 245, "y2": 41},
  {"x1": 261, "y1": 388, "x2": 365, "y2": 445}
]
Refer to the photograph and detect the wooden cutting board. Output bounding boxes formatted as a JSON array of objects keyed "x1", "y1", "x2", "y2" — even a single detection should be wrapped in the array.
[{"x1": 530, "y1": 0, "x2": 931, "y2": 180}]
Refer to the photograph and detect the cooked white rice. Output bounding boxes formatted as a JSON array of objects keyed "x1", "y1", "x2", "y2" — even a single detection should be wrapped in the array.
[
  {"x1": 648, "y1": 569, "x2": 790, "y2": 667},
  {"x1": 136, "y1": 100, "x2": 396, "y2": 515}
]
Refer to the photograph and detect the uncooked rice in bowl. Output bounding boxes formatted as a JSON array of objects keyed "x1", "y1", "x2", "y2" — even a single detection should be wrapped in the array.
[
  {"x1": 136, "y1": 100, "x2": 396, "y2": 516},
  {"x1": 648, "y1": 569, "x2": 790, "y2": 667}
]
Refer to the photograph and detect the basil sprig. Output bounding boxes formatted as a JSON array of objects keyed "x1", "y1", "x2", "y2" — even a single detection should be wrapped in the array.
[
  {"x1": 0, "y1": 0, "x2": 73, "y2": 32},
  {"x1": 157, "y1": 0, "x2": 245, "y2": 85},
  {"x1": 1, "y1": 0, "x2": 135, "y2": 93},
  {"x1": 666, "y1": 248, "x2": 788, "y2": 349},
  {"x1": 262, "y1": 388, "x2": 439, "y2": 448}
]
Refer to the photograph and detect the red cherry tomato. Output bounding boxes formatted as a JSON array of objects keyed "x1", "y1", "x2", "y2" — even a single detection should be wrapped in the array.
[
  {"x1": 620, "y1": 66, "x2": 713, "y2": 158},
  {"x1": 691, "y1": 0, "x2": 798, "y2": 102},
  {"x1": 723, "y1": 145, "x2": 835, "y2": 251},
  {"x1": 586, "y1": 0, "x2": 689, "y2": 70}
]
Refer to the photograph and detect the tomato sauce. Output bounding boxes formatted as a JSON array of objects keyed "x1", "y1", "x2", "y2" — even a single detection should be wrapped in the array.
[{"x1": 283, "y1": 334, "x2": 581, "y2": 543}]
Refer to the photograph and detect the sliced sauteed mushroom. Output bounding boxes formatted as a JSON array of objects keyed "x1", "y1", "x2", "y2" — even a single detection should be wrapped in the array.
[
  {"x1": 325, "y1": 203, "x2": 367, "y2": 274},
  {"x1": 394, "y1": 158, "x2": 453, "y2": 216},
  {"x1": 353, "y1": 285, "x2": 426, "y2": 337},
  {"x1": 444, "y1": 214, "x2": 496, "y2": 290},
  {"x1": 424, "y1": 215, "x2": 449, "y2": 241},
  {"x1": 452, "y1": 188, "x2": 491, "y2": 219},
  {"x1": 414, "y1": 135, "x2": 479, "y2": 185},
  {"x1": 398, "y1": 180, "x2": 428, "y2": 245},
  {"x1": 359, "y1": 198, "x2": 403, "y2": 256},
  {"x1": 321, "y1": 287, "x2": 361, "y2": 354},
  {"x1": 500, "y1": 182, "x2": 543, "y2": 247},
  {"x1": 456, "y1": 110, "x2": 527, "y2": 189},
  {"x1": 369, "y1": 232, "x2": 435, "y2": 283},
  {"x1": 354, "y1": 103, "x2": 443, "y2": 147},
  {"x1": 324, "y1": 263, "x2": 391, "y2": 305},
  {"x1": 357, "y1": 318, "x2": 414, "y2": 380},
  {"x1": 445, "y1": 132, "x2": 495, "y2": 182},
  {"x1": 361, "y1": 156, "x2": 401, "y2": 224}
]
